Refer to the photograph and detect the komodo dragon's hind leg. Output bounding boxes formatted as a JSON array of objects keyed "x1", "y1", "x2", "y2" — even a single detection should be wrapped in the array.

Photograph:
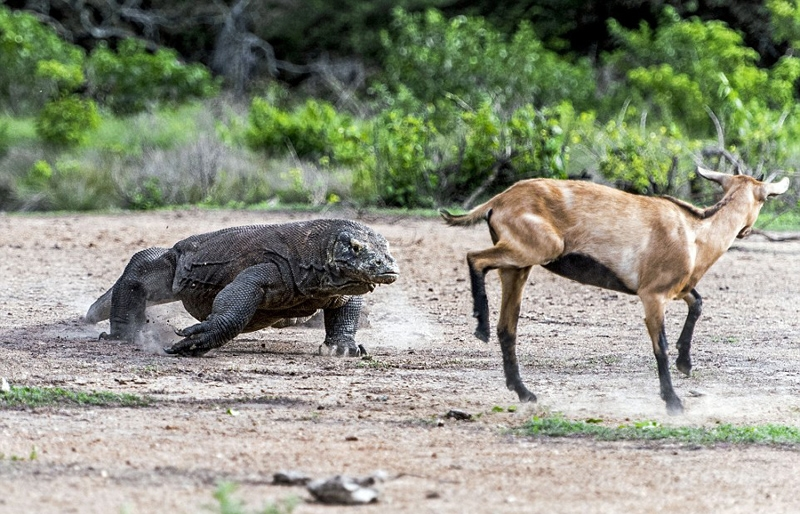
[
  {"x1": 100, "y1": 247, "x2": 177, "y2": 342},
  {"x1": 320, "y1": 296, "x2": 364, "y2": 357}
]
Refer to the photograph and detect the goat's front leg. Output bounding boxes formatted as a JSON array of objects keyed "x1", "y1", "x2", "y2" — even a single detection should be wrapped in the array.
[
  {"x1": 642, "y1": 295, "x2": 683, "y2": 415},
  {"x1": 497, "y1": 267, "x2": 535, "y2": 402},
  {"x1": 675, "y1": 289, "x2": 702, "y2": 377}
]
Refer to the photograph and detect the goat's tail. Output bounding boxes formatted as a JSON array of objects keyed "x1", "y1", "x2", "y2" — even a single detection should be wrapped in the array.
[{"x1": 439, "y1": 204, "x2": 492, "y2": 227}]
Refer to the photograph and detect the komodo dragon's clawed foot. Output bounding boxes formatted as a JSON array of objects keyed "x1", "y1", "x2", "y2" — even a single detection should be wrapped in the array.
[
  {"x1": 163, "y1": 339, "x2": 213, "y2": 357},
  {"x1": 318, "y1": 342, "x2": 366, "y2": 357},
  {"x1": 98, "y1": 330, "x2": 136, "y2": 342},
  {"x1": 162, "y1": 322, "x2": 221, "y2": 357}
]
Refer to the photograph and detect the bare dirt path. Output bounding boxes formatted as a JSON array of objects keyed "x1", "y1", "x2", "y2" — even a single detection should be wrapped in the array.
[{"x1": 1, "y1": 209, "x2": 799, "y2": 513}]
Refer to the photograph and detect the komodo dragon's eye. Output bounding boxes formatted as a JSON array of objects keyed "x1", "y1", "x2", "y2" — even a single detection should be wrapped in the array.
[{"x1": 350, "y1": 238, "x2": 365, "y2": 254}]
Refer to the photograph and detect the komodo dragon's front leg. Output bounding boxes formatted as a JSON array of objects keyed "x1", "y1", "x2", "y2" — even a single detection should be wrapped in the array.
[
  {"x1": 320, "y1": 295, "x2": 365, "y2": 357},
  {"x1": 164, "y1": 263, "x2": 281, "y2": 357}
]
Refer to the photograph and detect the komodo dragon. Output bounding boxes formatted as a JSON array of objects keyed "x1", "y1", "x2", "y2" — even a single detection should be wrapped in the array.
[{"x1": 84, "y1": 219, "x2": 399, "y2": 357}]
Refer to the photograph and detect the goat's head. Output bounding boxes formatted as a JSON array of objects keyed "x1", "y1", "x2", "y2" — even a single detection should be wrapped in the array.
[{"x1": 697, "y1": 167, "x2": 790, "y2": 238}]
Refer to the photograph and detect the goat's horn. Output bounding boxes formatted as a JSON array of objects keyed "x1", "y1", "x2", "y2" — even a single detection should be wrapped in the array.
[
  {"x1": 696, "y1": 166, "x2": 731, "y2": 186},
  {"x1": 763, "y1": 177, "x2": 790, "y2": 198}
]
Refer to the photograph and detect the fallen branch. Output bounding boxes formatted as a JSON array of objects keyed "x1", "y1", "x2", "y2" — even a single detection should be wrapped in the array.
[{"x1": 749, "y1": 229, "x2": 800, "y2": 242}]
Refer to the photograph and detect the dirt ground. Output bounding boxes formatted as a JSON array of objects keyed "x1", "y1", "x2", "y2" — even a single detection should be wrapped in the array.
[{"x1": 1, "y1": 209, "x2": 799, "y2": 513}]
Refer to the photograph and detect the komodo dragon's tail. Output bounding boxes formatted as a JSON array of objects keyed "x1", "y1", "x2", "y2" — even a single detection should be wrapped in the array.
[{"x1": 84, "y1": 288, "x2": 112, "y2": 323}]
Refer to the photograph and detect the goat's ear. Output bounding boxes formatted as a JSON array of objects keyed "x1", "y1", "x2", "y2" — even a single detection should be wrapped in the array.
[
  {"x1": 696, "y1": 166, "x2": 732, "y2": 188},
  {"x1": 761, "y1": 177, "x2": 790, "y2": 198}
]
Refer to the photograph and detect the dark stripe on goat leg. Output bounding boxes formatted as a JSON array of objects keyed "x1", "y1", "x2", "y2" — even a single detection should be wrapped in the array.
[
  {"x1": 467, "y1": 254, "x2": 491, "y2": 342},
  {"x1": 675, "y1": 289, "x2": 702, "y2": 377},
  {"x1": 655, "y1": 325, "x2": 683, "y2": 415},
  {"x1": 542, "y1": 253, "x2": 635, "y2": 295}
]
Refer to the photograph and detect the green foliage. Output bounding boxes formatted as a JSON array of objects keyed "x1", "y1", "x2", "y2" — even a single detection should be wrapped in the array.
[
  {"x1": 591, "y1": 114, "x2": 696, "y2": 195},
  {"x1": 0, "y1": 6, "x2": 85, "y2": 113},
  {"x1": 92, "y1": 103, "x2": 202, "y2": 155},
  {"x1": 36, "y1": 59, "x2": 85, "y2": 96},
  {"x1": 521, "y1": 415, "x2": 800, "y2": 446},
  {"x1": 35, "y1": 95, "x2": 100, "y2": 147},
  {"x1": 246, "y1": 97, "x2": 370, "y2": 166},
  {"x1": 370, "y1": 109, "x2": 435, "y2": 207},
  {"x1": 605, "y1": 7, "x2": 800, "y2": 137},
  {"x1": 18, "y1": 158, "x2": 117, "y2": 211},
  {"x1": 87, "y1": 39, "x2": 218, "y2": 115},
  {"x1": 768, "y1": 0, "x2": 800, "y2": 48},
  {"x1": 0, "y1": 386, "x2": 151, "y2": 408},
  {"x1": 380, "y1": 8, "x2": 595, "y2": 113},
  {"x1": 0, "y1": 119, "x2": 9, "y2": 158}
]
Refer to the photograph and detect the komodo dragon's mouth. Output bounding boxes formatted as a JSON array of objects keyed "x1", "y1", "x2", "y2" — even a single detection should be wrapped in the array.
[{"x1": 372, "y1": 272, "x2": 399, "y2": 284}]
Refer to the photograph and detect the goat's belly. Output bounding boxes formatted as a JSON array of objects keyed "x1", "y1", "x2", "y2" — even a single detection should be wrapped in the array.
[{"x1": 542, "y1": 253, "x2": 636, "y2": 295}]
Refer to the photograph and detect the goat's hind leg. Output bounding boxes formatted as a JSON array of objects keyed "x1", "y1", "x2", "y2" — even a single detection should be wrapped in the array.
[
  {"x1": 675, "y1": 289, "x2": 702, "y2": 377},
  {"x1": 466, "y1": 251, "x2": 492, "y2": 342},
  {"x1": 103, "y1": 247, "x2": 177, "y2": 342},
  {"x1": 497, "y1": 267, "x2": 536, "y2": 402}
]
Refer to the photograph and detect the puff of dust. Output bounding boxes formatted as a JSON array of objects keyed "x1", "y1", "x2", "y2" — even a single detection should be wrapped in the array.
[
  {"x1": 134, "y1": 304, "x2": 195, "y2": 356},
  {"x1": 366, "y1": 283, "x2": 441, "y2": 350},
  {"x1": 134, "y1": 321, "x2": 178, "y2": 356}
]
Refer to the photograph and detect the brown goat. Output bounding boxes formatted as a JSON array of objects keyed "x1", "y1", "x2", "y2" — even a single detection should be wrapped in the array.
[{"x1": 441, "y1": 168, "x2": 790, "y2": 414}]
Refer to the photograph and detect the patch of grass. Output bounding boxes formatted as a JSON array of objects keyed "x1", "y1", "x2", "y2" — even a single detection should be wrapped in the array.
[
  {"x1": 0, "y1": 446, "x2": 38, "y2": 462},
  {"x1": 211, "y1": 482, "x2": 298, "y2": 514},
  {"x1": 0, "y1": 386, "x2": 152, "y2": 408},
  {"x1": 519, "y1": 415, "x2": 800, "y2": 446},
  {"x1": 91, "y1": 103, "x2": 203, "y2": 156}
]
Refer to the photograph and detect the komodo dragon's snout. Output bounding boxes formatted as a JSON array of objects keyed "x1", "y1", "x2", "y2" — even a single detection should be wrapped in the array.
[{"x1": 84, "y1": 219, "x2": 399, "y2": 357}]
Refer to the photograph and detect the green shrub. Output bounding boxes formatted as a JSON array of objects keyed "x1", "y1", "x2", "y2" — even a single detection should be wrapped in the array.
[
  {"x1": 246, "y1": 97, "x2": 370, "y2": 166},
  {"x1": 380, "y1": 8, "x2": 596, "y2": 114},
  {"x1": 0, "y1": 6, "x2": 85, "y2": 113},
  {"x1": 589, "y1": 112, "x2": 699, "y2": 196},
  {"x1": 35, "y1": 96, "x2": 100, "y2": 147},
  {"x1": 19, "y1": 159, "x2": 116, "y2": 211},
  {"x1": 87, "y1": 39, "x2": 218, "y2": 115},
  {"x1": 370, "y1": 109, "x2": 435, "y2": 207},
  {"x1": 605, "y1": 7, "x2": 800, "y2": 137},
  {"x1": 36, "y1": 59, "x2": 85, "y2": 94}
]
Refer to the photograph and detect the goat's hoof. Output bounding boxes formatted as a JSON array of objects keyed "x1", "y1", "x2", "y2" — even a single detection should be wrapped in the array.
[
  {"x1": 676, "y1": 358, "x2": 692, "y2": 377},
  {"x1": 665, "y1": 398, "x2": 684, "y2": 416},
  {"x1": 511, "y1": 385, "x2": 537, "y2": 403},
  {"x1": 474, "y1": 328, "x2": 490, "y2": 342}
]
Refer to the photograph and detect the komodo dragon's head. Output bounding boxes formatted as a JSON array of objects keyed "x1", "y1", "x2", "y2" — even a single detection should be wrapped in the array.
[{"x1": 327, "y1": 222, "x2": 399, "y2": 292}]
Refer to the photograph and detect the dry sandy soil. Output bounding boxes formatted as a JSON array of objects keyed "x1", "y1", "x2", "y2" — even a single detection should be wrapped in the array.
[{"x1": 1, "y1": 209, "x2": 799, "y2": 513}]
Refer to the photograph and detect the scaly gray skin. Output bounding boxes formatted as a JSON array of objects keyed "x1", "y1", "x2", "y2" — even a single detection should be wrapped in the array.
[{"x1": 84, "y1": 219, "x2": 399, "y2": 357}]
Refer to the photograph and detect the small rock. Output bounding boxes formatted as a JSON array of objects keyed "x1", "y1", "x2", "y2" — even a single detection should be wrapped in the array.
[
  {"x1": 307, "y1": 475, "x2": 379, "y2": 505},
  {"x1": 445, "y1": 409, "x2": 472, "y2": 421},
  {"x1": 0, "y1": 377, "x2": 9, "y2": 393},
  {"x1": 273, "y1": 470, "x2": 312, "y2": 486}
]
